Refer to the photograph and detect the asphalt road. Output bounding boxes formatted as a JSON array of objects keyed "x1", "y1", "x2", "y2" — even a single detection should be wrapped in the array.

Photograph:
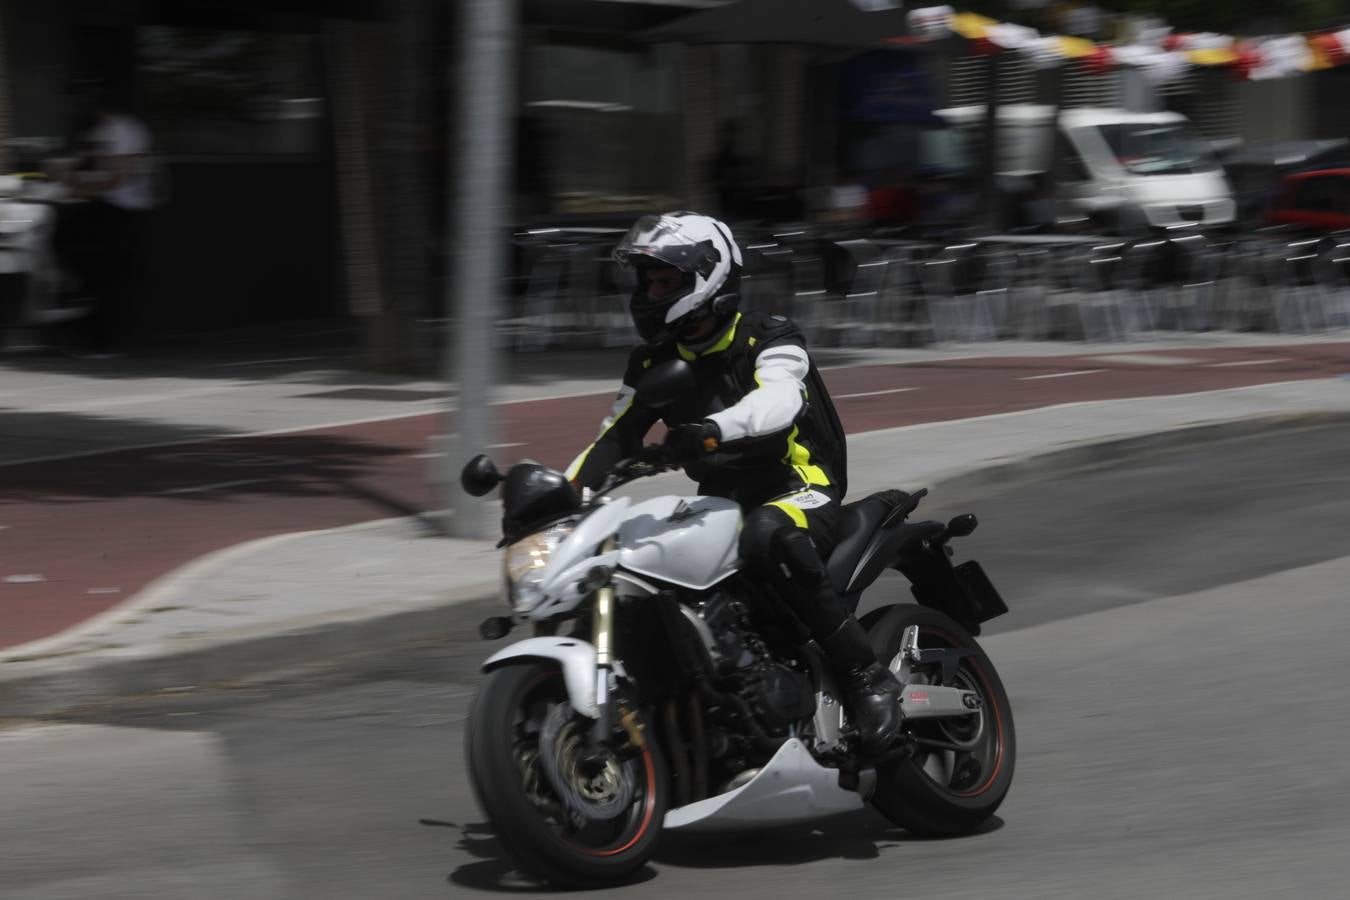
[
  {"x1": 6, "y1": 423, "x2": 1350, "y2": 899},
  {"x1": 861, "y1": 418, "x2": 1350, "y2": 632}
]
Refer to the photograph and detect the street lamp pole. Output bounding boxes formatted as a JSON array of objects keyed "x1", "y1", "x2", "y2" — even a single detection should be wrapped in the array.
[{"x1": 444, "y1": 0, "x2": 518, "y2": 538}]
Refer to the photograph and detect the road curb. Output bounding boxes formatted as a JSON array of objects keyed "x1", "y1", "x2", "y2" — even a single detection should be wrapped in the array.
[
  {"x1": 926, "y1": 410, "x2": 1350, "y2": 494},
  {"x1": 4, "y1": 408, "x2": 1349, "y2": 719},
  {"x1": 0, "y1": 582, "x2": 501, "y2": 718}
]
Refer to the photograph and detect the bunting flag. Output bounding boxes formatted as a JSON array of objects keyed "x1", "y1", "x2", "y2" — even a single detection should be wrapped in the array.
[{"x1": 898, "y1": 6, "x2": 1350, "y2": 83}]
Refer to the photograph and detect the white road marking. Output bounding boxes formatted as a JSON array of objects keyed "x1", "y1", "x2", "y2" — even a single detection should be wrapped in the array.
[
  {"x1": 1205, "y1": 358, "x2": 1289, "y2": 368},
  {"x1": 836, "y1": 387, "x2": 919, "y2": 399},
  {"x1": 4, "y1": 574, "x2": 46, "y2": 583},
  {"x1": 1087, "y1": 354, "x2": 1204, "y2": 366},
  {"x1": 204, "y1": 356, "x2": 324, "y2": 368},
  {"x1": 154, "y1": 479, "x2": 264, "y2": 496},
  {"x1": 87, "y1": 587, "x2": 122, "y2": 595},
  {"x1": 414, "y1": 440, "x2": 524, "y2": 459},
  {"x1": 150, "y1": 450, "x2": 302, "y2": 468},
  {"x1": 1018, "y1": 369, "x2": 1107, "y2": 381}
]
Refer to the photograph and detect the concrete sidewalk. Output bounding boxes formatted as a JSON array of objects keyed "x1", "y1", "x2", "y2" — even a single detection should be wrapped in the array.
[{"x1": 2, "y1": 331, "x2": 1349, "y2": 716}]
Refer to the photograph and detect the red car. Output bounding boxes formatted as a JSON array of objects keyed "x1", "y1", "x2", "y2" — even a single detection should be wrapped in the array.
[{"x1": 1268, "y1": 168, "x2": 1350, "y2": 232}]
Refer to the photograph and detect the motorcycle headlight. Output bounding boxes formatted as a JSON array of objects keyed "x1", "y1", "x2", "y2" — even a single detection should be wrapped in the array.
[{"x1": 502, "y1": 520, "x2": 575, "y2": 613}]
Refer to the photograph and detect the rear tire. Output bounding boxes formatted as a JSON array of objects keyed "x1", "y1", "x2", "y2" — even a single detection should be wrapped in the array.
[
  {"x1": 465, "y1": 661, "x2": 667, "y2": 888},
  {"x1": 866, "y1": 604, "x2": 1015, "y2": 836}
]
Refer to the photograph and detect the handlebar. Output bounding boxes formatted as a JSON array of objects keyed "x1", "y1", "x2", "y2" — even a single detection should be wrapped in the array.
[
  {"x1": 590, "y1": 440, "x2": 756, "y2": 500},
  {"x1": 591, "y1": 444, "x2": 682, "y2": 498}
]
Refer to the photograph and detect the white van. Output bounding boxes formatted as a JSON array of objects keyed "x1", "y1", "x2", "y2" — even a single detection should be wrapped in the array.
[{"x1": 934, "y1": 105, "x2": 1236, "y2": 232}]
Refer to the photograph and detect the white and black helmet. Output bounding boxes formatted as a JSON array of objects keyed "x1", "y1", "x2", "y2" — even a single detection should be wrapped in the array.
[{"x1": 613, "y1": 211, "x2": 744, "y2": 345}]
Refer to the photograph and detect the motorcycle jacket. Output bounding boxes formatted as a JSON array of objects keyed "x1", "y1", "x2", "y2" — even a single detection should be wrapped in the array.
[{"x1": 566, "y1": 311, "x2": 848, "y2": 505}]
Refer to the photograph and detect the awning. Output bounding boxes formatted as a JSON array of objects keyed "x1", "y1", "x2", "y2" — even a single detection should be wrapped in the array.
[{"x1": 639, "y1": 0, "x2": 913, "y2": 48}]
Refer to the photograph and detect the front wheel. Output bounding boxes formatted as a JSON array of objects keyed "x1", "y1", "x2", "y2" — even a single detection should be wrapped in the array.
[
  {"x1": 465, "y1": 661, "x2": 668, "y2": 888},
  {"x1": 866, "y1": 604, "x2": 1015, "y2": 836}
]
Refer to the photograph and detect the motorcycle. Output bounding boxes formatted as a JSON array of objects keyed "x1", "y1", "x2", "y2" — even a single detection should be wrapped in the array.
[
  {"x1": 0, "y1": 173, "x2": 66, "y2": 344},
  {"x1": 461, "y1": 360, "x2": 1015, "y2": 888}
]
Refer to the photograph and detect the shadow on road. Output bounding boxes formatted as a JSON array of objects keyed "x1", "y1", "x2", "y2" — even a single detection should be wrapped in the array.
[
  {"x1": 1, "y1": 318, "x2": 637, "y2": 387},
  {"x1": 446, "y1": 820, "x2": 657, "y2": 893},
  {"x1": 0, "y1": 409, "x2": 234, "y2": 465},
  {"x1": 443, "y1": 812, "x2": 1003, "y2": 892},
  {"x1": 657, "y1": 810, "x2": 1004, "y2": 869},
  {"x1": 0, "y1": 429, "x2": 416, "y2": 504}
]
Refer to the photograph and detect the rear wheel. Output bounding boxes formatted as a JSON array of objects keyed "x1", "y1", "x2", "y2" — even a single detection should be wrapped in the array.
[
  {"x1": 465, "y1": 662, "x2": 667, "y2": 888},
  {"x1": 866, "y1": 604, "x2": 1015, "y2": 835}
]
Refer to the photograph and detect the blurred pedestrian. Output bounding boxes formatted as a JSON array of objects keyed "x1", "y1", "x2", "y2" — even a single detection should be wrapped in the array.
[
  {"x1": 825, "y1": 172, "x2": 869, "y2": 229},
  {"x1": 62, "y1": 80, "x2": 160, "y2": 357}
]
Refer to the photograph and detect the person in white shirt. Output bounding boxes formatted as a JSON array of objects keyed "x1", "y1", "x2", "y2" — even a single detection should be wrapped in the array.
[
  {"x1": 78, "y1": 112, "x2": 157, "y2": 212},
  {"x1": 64, "y1": 87, "x2": 158, "y2": 356}
]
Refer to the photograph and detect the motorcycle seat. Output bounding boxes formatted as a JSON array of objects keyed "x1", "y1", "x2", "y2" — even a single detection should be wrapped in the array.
[{"x1": 826, "y1": 489, "x2": 913, "y2": 594}]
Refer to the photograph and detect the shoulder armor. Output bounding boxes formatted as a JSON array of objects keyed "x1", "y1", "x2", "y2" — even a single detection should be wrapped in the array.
[
  {"x1": 743, "y1": 310, "x2": 803, "y2": 346},
  {"x1": 624, "y1": 342, "x2": 672, "y2": 382}
]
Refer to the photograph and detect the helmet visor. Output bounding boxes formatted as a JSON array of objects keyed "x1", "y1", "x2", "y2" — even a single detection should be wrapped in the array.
[{"x1": 612, "y1": 214, "x2": 721, "y2": 281}]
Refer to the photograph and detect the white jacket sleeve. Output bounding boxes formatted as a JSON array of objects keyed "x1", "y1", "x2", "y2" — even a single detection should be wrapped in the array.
[{"x1": 706, "y1": 344, "x2": 808, "y2": 442}]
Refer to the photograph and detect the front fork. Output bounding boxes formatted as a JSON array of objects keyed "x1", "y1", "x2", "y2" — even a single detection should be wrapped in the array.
[{"x1": 587, "y1": 537, "x2": 618, "y2": 753}]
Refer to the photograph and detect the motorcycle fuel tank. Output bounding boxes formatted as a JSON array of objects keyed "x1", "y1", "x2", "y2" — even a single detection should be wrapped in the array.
[{"x1": 617, "y1": 495, "x2": 741, "y2": 590}]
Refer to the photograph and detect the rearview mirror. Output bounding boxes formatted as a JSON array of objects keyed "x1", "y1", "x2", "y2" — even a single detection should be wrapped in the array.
[
  {"x1": 635, "y1": 359, "x2": 695, "y2": 410},
  {"x1": 945, "y1": 514, "x2": 978, "y2": 539},
  {"x1": 461, "y1": 454, "x2": 504, "y2": 497}
]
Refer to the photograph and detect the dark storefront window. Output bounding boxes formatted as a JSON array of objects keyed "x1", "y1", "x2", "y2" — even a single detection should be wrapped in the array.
[
  {"x1": 522, "y1": 40, "x2": 681, "y2": 219},
  {"x1": 837, "y1": 50, "x2": 952, "y2": 186},
  {"x1": 137, "y1": 25, "x2": 324, "y2": 156},
  {"x1": 130, "y1": 23, "x2": 338, "y2": 333}
]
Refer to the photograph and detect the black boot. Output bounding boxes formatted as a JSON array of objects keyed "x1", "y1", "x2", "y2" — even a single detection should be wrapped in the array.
[{"x1": 820, "y1": 618, "x2": 904, "y2": 755}]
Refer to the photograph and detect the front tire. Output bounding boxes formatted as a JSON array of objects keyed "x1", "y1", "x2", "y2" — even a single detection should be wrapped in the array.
[
  {"x1": 866, "y1": 604, "x2": 1015, "y2": 836},
  {"x1": 465, "y1": 661, "x2": 668, "y2": 888}
]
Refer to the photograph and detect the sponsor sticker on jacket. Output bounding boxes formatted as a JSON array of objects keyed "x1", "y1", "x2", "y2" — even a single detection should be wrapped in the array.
[{"x1": 782, "y1": 490, "x2": 833, "y2": 510}]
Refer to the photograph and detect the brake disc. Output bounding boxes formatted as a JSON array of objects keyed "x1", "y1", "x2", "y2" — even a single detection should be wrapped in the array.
[{"x1": 537, "y1": 702, "x2": 637, "y2": 822}]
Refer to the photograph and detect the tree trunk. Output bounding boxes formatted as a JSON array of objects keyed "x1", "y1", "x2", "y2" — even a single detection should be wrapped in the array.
[
  {"x1": 322, "y1": 18, "x2": 384, "y2": 341},
  {"x1": 0, "y1": 0, "x2": 11, "y2": 174},
  {"x1": 369, "y1": 0, "x2": 432, "y2": 373}
]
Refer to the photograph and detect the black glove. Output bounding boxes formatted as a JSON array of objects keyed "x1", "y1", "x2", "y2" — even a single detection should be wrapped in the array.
[{"x1": 663, "y1": 420, "x2": 721, "y2": 461}]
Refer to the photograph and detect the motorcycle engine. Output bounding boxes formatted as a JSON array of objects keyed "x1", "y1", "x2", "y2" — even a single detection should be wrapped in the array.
[
  {"x1": 700, "y1": 593, "x2": 816, "y2": 735},
  {"x1": 743, "y1": 663, "x2": 816, "y2": 731}
]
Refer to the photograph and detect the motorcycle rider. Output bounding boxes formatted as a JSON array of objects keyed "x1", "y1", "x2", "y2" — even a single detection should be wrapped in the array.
[{"x1": 566, "y1": 211, "x2": 904, "y2": 754}]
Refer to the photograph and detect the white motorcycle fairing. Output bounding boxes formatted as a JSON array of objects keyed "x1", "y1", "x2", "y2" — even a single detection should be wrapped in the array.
[
  {"x1": 539, "y1": 497, "x2": 632, "y2": 599},
  {"x1": 663, "y1": 738, "x2": 863, "y2": 831},
  {"x1": 617, "y1": 495, "x2": 741, "y2": 590},
  {"x1": 532, "y1": 550, "x2": 621, "y2": 618},
  {"x1": 483, "y1": 637, "x2": 601, "y2": 718}
]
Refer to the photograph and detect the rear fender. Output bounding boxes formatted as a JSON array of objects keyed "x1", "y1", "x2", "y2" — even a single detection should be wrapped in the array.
[
  {"x1": 483, "y1": 637, "x2": 599, "y2": 718},
  {"x1": 893, "y1": 533, "x2": 1008, "y2": 636},
  {"x1": 841, "y1": 520, "x2": 945, "y2": 602}
]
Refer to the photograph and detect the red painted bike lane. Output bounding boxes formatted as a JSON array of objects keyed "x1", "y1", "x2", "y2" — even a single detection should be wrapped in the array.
[{"x1": 2, "y1": 343, "x2": 1346, "y2": 649}]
